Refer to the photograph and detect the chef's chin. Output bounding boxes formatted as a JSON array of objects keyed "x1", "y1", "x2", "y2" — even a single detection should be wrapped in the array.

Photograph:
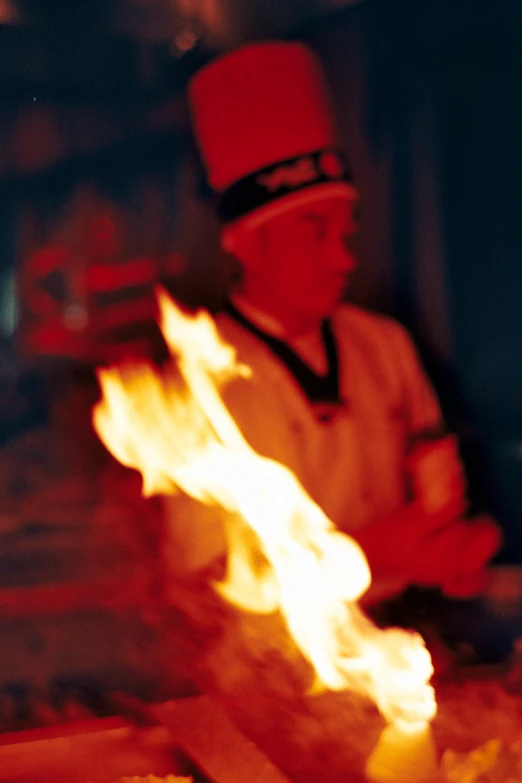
[
  {"x1": 306, "y1": 298, "x2": 343, "y2": 322},
  {"x1": 317, "y1": 287, "x2": 347, "y2": 317}
]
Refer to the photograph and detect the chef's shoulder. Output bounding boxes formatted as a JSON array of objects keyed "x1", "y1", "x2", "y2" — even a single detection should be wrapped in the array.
[
  {"x1": 333, "y1": 303, "x2": 415, "y2": 351},
  {"x1": 334, "y1": 305, "x2": 437, "y2": 408}
]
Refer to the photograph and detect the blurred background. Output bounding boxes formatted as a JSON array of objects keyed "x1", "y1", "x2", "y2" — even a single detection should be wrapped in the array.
[{"x1": 0, "y1": 0, "x2": 522, "y2": 728}]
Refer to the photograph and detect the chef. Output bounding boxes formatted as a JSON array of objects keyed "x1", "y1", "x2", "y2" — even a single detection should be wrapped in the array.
[{"x1": 170, "y1": 40, "x2": 500, "y2": 605}]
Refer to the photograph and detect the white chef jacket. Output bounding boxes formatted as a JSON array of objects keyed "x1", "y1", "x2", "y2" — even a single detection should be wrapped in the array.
[
  {"x1": 217, "y1": 302, "x2": 443, "y2": 533},
  {"x1": 163, "y1": 300, "x2": 445, "y2": 580}
]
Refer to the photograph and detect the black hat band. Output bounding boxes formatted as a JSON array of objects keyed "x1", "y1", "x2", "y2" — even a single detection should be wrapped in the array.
[{"x1": 216, "y1": 148, "x2": 353, "y2": 224}]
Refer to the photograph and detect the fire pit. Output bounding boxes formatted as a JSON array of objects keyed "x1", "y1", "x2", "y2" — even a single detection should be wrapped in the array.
[
  {"x1": 0, "y1": 662, "x2": 521, "y2": 782},
  {"x1": 0, "y1": 695, "x2": 291, "y2": 783},
  {"x1": 1, "y1": 676, "x2": 522, "y2": 782},
  {"x1": 153, "y1": 580, "x2": 522, "y2": 783}
]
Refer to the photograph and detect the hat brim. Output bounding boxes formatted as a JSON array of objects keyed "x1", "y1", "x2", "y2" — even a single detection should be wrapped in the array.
[{"x1": 221, "y1": 180, "x2": 359, "y2": 246}]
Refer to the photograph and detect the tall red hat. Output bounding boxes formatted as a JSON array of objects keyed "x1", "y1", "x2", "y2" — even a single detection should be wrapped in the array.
[{"x1": 188, "y1": 41, "x2": 356, "y2": 237}]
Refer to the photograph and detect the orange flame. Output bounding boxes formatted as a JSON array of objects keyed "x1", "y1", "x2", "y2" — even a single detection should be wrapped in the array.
[{"x1": 93, "y1": 287, "x2": 436, "y2": 728}]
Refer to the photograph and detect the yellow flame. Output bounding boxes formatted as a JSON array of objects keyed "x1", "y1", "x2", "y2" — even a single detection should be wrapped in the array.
[{"x1": 93, "y1": 287, "x2": 436, "y2": 726}]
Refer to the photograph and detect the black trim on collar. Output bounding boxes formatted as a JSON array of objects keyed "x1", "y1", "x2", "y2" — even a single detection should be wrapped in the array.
[
  {"x1": 217, "y1": 149, "x2": 353, "y2": 224},
  {"x1": 224, "y1": 300, "x2": 344, "y2": 409}
]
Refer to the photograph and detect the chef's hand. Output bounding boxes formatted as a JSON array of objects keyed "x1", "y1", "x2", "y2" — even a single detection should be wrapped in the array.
[
  {"x1": 411, "y1": 514, "x2": 502, "y2": 598},
  {"x1": 353, "y1": 506, "x2": 501, "y2": 599},
  {"x1": 353, "y1": 502, "x2": 436, "y2": 579}
]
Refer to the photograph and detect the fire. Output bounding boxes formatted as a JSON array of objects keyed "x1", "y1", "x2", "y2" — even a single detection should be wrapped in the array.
[{"x1": 93, "y1": 287, "x2": 436, "y2": 730}]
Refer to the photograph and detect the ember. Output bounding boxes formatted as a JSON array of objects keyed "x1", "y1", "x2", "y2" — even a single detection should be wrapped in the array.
[{"x1": 93, "y1": 288, "x2": 437, "y2": 779}]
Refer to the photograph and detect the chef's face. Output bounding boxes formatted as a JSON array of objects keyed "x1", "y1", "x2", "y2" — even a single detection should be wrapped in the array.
[{"x1": 238, "y1": 194, "x2": 359, "y2": 324}]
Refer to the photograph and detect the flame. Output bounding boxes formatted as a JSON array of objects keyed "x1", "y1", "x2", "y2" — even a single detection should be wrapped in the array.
[{"x1": 93, "y1": 287, "x2": 436, "y2": 727}]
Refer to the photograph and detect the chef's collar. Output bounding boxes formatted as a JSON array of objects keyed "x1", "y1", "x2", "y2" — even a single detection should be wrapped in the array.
[
  {"x1": 228, "y1": 293, "x2": 328, "y2": 376},
  {"x1": 229, "y1": 293, "x2": 288, "y2": 340}
]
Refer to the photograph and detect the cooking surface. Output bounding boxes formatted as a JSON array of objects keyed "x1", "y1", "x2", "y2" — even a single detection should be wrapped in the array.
[
  {"x1": 0, "y1": 670, "x2": 521, "y2": 783},
  {"x1": 0, "y1": 720, "x2": 182, "y2": 783}
]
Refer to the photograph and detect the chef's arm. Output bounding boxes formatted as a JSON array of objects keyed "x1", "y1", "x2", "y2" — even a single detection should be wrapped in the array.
[
  {"x1": 356, "y1": 323, "x2": 501, "y2": 598},
  {"x1": 388, "y1": 321, "x2": 469, "y2": 519}
]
